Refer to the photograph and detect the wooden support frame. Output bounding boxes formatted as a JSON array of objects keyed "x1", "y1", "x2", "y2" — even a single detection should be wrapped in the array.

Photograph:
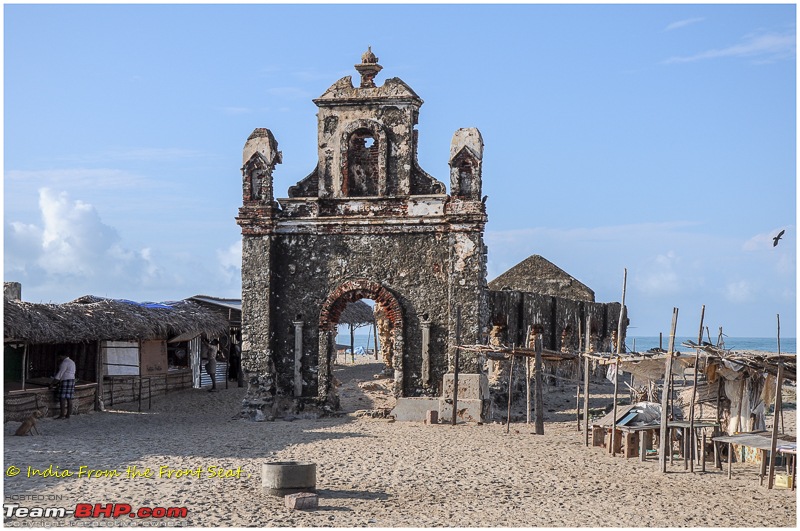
[{"x1": 659, "y1": 307, "x2": 679, "y2": 473}]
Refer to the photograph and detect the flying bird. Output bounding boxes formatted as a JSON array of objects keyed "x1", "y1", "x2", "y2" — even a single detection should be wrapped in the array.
[{"x1": 773, "y1": 229, "x2": 786, "y2": 247}]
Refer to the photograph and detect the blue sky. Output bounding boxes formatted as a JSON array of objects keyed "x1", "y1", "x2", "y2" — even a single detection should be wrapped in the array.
[{"x1": 4, "y1": 4, "x2": 796, "y2": 338}]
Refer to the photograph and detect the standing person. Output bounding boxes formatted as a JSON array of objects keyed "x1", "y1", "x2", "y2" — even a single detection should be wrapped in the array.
[
  {"x1": 50, "y1": 353, "x2": 76, "y2": 419},
  {"x1": 203, "y1": 338, "x2": 225, "y2": 392},
  {"x1": 228, "y1": 335, "x2": 242, "y2": 385}
]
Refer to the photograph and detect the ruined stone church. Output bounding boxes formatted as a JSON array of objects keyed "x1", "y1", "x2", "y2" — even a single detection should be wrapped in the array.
[{"x1": 236, "y1": 49, "x2": 623, "y2": 420}]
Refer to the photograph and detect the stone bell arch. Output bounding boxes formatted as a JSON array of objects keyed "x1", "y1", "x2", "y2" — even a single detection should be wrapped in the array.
[{"x1": 236, "y1": 49, "x2": 488, "y2": 420}]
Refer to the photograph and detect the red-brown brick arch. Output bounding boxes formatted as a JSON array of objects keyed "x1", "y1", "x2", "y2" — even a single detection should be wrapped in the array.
[{"x1": 319, "y1": 279, "x2": 404, "y2": 332}]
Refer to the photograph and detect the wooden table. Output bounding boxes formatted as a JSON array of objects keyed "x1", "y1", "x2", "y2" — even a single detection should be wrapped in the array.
[
  {"x1": 667, "y1": 420, "x2": 720, "y2": 471},
  {"x1": 592, "y1": 424, "x2": 659, "y2": 461},
  {"x1": 712, "y1": 432, "x2": 797, "y2": 488}
]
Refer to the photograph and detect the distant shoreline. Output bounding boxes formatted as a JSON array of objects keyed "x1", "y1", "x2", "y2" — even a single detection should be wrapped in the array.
[{"x1": 337, "y1": 333, "x2": 796, "y2": 354}]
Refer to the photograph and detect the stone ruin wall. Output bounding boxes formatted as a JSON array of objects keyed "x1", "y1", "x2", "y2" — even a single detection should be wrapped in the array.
[
  {"x1": 485, "y1": 289, "x2": 626, "y2": 402},
  {"x1": 487, "y1": 290, "x2": 624, "y2": 352},
  {"x1": 269, "y1": 231, "x2": 452, "y2": 399},
  {"x1": 237, "y1": 50, "x2": 488, "y2": 420}
]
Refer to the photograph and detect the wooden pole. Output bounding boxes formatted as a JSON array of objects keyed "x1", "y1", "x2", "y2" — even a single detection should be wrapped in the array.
[
  {"x1": 734, "y1": 377, "x2": 745, "y2": 433},
  {"x1": 777, "y1": 314, "x2": 784, "y2": 433},
  {"x1": 689, "y1": 304, "x2": 705, "y2": 473},
  {"x1": 525, "y1": 325, "x2": 532, "y2": 425},
  {"x1": 611, "y1": 356, "x2": 620, "y2": 456},
  {"x1": 715, "y1": 378, "x2": 723, "y2": 469},
  {"x1": 768, "y1": 314, "x2": 783, "y2": 489},
  {"x1": 373, "y1": 322, "x2": 379, "y2": 361},
  {"x1": 534, "y1": 335, "x2": 544, "y2": 435},
  {"x1": 350, "y1": 323, "x2": 355, "y2": 363},
  {"x1": 22, "y1": 342, "x2": 29, "y2": 392},
  {"x1": 767, "y1": 361, "x2": 784, "y2": 489},
  {"x1": 610, "y1": 268, "x2": 627, "y2": 457},
  {"x1": 583, "y1": 315, "x2": 592, "y2": 447},
  {"x1": 659, "y1": 307, "x2": 679, "y2": 473},
  {"x1": 506, "y1": 349, "x2": 515, "y2": 434},
  {"x1": 615, "y1": 269, "x2": 628, "y2": 355},
  {"x1": 526, "y1": 358, "x2": 532, "y2": 425},
  {"x1": 669, "y1": 372, "x2": 675, "y2": 465},
  {"x1": 452, "y1": 307, "x2": 461, "y2": 426},
  {"x1": 366, "y1": 324, "x2": 372, "y2": 358},
  {"x1": 576, "y1": 385, "x2": 581, "y2": 431}
]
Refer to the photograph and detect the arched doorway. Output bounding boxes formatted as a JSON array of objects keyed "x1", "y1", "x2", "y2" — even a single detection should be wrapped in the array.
[{"x1": 318, "y1": 279, "x2": 405, "y2": 402}]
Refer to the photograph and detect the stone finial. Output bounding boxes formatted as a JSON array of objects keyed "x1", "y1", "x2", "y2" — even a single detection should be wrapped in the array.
[
  {"x1": 449, "y1": 128, "x2": 484, "y2": 199},
  {"x1": 242, "y1": 128, "x2": 281, "y2": 203},
  {"x1": 354, "y1": 46, "x2": 383, "y2": 88},
  {"x1": 361, "y1": 46, "x2": 378, "y2": 64}
]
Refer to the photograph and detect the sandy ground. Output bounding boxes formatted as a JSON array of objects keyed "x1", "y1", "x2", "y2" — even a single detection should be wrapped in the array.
[{"x1": 3, "y1": 357, "x2": 796, "y2": 528}]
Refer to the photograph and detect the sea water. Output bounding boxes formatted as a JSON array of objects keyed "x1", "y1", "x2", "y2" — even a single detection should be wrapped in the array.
[
  {"x1": 338, "y1": 333, "x2": 796, "y2": 354},
  {"x1": 627, "y1": 336, "x2": 795, "y2": 354}
]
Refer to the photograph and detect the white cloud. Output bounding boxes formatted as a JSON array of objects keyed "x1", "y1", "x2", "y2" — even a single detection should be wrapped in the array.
[
  {"x1": 37, "y1": 188, "x2": 120, "y2": 276},
  {"x1": 6, "y1": 221, "x2": 44, "y2": 275},
  {"x1": 724, "y1": 279, "x2": 755, "y2": 304},
  {"x1": 665, "y1": 17, "x2": 705, "y2": 32},
  {"x1": 664, "y1": 31, "x2": 795, "y2": 64},
  {"x1": 634, "y1": 251, "x2": 683, "y2": 296},
  {"x1": 217, "y1": 240, "x2": 242, "y2": 285},
  {"x1": 6, "y1": 168, "x2": 151, "y2": 190},
  {"x1": 3, "y1": 188, "x2": 188, "y2": 302}
]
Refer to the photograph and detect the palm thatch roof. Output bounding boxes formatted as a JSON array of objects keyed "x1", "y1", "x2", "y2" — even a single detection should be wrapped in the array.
[
  {"x1": 489, "y1": 254, "x2": 595, "y2": 302},
  {"x1": 4, "y1": 295, "x2": 230, "y2": 344},
  {"x1": 339, "y1": 300, "x2": 374, "y2": 328}
]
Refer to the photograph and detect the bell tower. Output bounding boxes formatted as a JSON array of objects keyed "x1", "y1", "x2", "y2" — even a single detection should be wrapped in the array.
[{"x1": 237, "y1": 49, "x2": 488, "y2": 420}]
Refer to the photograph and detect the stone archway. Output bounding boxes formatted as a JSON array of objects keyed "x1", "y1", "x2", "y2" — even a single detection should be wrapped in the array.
[{"x1": 318, "y1": 279, "x2": 405, "y2": 400}]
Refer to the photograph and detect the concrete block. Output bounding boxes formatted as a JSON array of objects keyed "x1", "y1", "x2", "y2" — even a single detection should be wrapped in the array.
[
  {"x1": 442, "y1": 373, "x2": 488, "y2": 401},
  {"x1": 390, "y1": 398, "x2": 440, "y2": 422},
  {"x1": 425, "y1": 410, "x2": 438, "y2": 424},
  {"x1": 438, "y1": 398, "x2": 484, "y2": 423},
  {"x1": 624, "y1": 431, "x2": 639, "y2": 459},
  {"x1": 285, "y1": 492, "x2": 318, "y2": 510},
  {"x1": 262, "y1": 461, "x2": 316, "y2": 496},
  {"x1": 592, "y1": 426, "x2": 605, "y2": 447}
]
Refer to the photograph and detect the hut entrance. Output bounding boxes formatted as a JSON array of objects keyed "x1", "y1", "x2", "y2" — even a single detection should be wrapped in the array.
[{"x1": 318, "y1": 279, "x2": 404, "y2": 409}]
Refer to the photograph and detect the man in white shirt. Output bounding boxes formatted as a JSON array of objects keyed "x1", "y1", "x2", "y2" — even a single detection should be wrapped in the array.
[
  {"x1": 203, "y1": 338, "x2": 225, "y2": 392},
  {"x1": 51, "y1": 354, "x2": 76, "y2": 419}
]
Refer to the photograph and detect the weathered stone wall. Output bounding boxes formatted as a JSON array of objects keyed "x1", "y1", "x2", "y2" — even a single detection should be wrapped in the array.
[
  {"x1": 237, "y1": 52, "x2": 488, "y2": 419},
  {"x1": 487, "y1": 290, "x2": 626, "y2": 352},
  {"x1": 270, "y1": 231, "x2": 453, "y2": 398},
  {"x1": 446, "y1": 229, "x2": 489, "y2": 373},
  {"x1": 239, "y1": 235, "x2": 276, "y2": 415}
]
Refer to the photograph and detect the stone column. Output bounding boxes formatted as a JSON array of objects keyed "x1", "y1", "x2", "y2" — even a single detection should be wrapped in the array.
[
  {"x1": 293, "y1": 321, "x2": 304, "y2": 397},
  {"x1": 421, "y1": 320, "x2": 432, "y2": 388},
  {"x1": 393, "y1": 329, "x2": 404, "y2": 397},
  {"x1": 318, "y1": 330, "x2": 333, "y2": 401}
]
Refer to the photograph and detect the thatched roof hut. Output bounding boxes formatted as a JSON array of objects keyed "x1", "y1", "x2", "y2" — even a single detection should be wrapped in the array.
[
  {"x1": 489, "y1": 254, "x2": 595, "y2": 302},
  {"x1": 4, "y1": 296, "x2": 229, "y2": 344},
  {"x1": 339, "y1": 300, "x2": 375, "y2": 328}
]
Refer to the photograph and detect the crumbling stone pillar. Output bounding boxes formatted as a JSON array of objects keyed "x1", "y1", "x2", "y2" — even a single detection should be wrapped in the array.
[
  {"x1": 487, "y1": 324, "x2": 508, "y2": 385},
  {"x1": 376, "y1": 306, "x2": 394, "y2": 371},
  {"x1": 293, "y1": 320, "x2": 304, "y2": 397},
  {"x1": 421, "y1": 320, "x2": 432, "y2": 388}
]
